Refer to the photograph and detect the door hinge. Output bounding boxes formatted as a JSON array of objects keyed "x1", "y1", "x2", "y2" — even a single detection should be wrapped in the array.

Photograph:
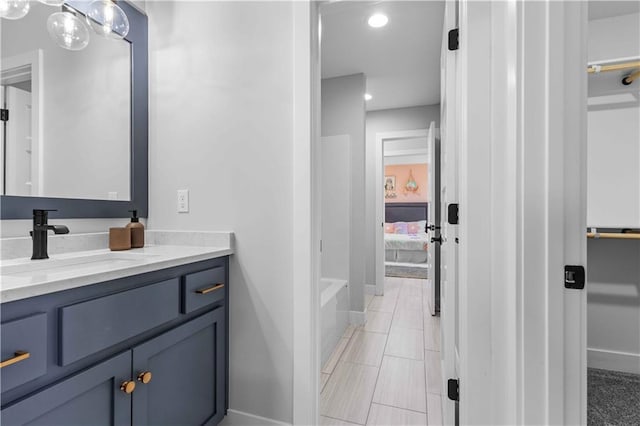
[
  {"x1": 448, "y1": 203, "x2": 459, "y2": 225},
  {"x1": 0, "y1": 108, "x2": 8, "y2": 122},
  {"x1": 564, "y1": 265, "x2": 585, "y2": 290},
  {"x1": 448, "y1": 28, "x2": 459, "y2": 51},
  {"x1": 448, "y1": 378, "x2": 459, "y2": 401}
]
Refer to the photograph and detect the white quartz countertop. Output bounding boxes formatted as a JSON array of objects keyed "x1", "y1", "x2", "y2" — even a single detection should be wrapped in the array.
[{"x1": 1, "y1": 233, "x2": 233, "y2": 303}]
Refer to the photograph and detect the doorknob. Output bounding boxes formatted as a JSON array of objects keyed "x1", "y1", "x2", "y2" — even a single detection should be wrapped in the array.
[{"x1": 431, "y1": 236, "x2": 443, "y2": 244}]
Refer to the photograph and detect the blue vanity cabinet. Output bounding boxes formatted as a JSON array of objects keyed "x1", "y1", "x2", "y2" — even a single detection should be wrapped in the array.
[
  {"x1": 1, "y1": 351, "x2": 132, "y2": 425},
  {"x1": 0, "y1": 256, "x2": 229, "y2": 426},
  {"x1": 132, "y1": 308, "x2": 226, "y2": 426}
]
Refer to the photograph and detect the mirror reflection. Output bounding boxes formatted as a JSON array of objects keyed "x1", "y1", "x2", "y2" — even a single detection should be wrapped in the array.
[{"x1": 1, "y1": 1, "x2": 131, "y2": 200}]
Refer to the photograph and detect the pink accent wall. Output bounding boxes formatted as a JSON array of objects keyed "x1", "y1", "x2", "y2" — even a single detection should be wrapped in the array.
[{"x1": 384, "y1": 163, "x2": 428, "y2": 203}]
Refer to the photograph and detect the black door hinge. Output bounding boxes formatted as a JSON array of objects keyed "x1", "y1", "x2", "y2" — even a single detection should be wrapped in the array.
[
  {"x1": 448, "y1": 203, "x2": 459, "y2": 225},
  {"x1": 564, "y1": 265, "x2": 585, "y2": 290},
  {"x1": 448, "y1": 378, "x2": 459, "y2": 401},
  {"x1": 0, "y1": 109, "x2": 8, "y2": 122},
  {"x1": 448, "y1": 28, "x2": 459, "y2": 51}
]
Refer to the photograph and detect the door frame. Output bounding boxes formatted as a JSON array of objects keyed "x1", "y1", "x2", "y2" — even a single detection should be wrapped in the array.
[
  {"x1": 1, "y1": 50, "x2": 43, "y2": 196},
  {"x1": 375, "y1": 129, "x2": 429, "y2": 296}
]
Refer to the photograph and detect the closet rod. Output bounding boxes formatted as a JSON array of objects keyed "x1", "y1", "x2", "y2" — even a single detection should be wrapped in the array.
[
  {"x1": 587, "y1": 61, "x2": 640, "y2": 73},
  {"x1": 587, "y1": 232, "x2": 640, "y2": 240}
]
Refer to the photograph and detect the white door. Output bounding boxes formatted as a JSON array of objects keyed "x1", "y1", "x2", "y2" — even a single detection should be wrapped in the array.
[
  {"x1": 4, "y1": 85, "x2": 32, "y2": 196},
  {"x1": 439, "y1": 1, "x2": 459, "y2": 423},
  {"x1": 426, "y1": 121, "x2": 440, "y2": 315}
]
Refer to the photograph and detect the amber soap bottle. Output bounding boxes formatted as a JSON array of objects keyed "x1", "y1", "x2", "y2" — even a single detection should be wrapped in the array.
[{"x1": 126, "y1": 209, "x2": 145, "y2": 248}]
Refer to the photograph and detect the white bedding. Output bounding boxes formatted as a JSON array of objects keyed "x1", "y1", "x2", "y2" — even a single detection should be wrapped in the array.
[{"x1": 384, "y1": 233, "x2": 429, "y2": 252}]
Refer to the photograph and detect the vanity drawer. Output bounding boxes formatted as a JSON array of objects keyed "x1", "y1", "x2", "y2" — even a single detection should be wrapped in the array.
[
  {"x1": 1, "y1": 313, "x2": 47, "y2": 392},
  {"x1": 182, "y1": 266, "x2": 226, "y2": 314},
  {"x1": 59, "y1": 278, "x2": 180, "y2": 366}
]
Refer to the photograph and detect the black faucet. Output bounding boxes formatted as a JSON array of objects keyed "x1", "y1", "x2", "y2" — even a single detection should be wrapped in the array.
[{"x1": 31, "y1": 209, "x2": 70, "y2": 260}]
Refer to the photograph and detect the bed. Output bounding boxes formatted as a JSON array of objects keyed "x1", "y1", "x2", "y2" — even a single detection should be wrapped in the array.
[{"x1": 385, "y1": 203, "x2": 429, "y2": 265}]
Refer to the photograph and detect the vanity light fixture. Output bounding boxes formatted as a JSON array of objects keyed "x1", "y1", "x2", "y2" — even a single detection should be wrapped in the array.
[
  {"x1": 47, "y1": 8, "x2": 90, "y2": 51},
  {"x1": 368, "y1": 13, "x2": 388, "y2": 28},
  {"x1": 0, "y1": 0, "x2": 30, "y2": 20},
  {"x1": 86, "y1": 0, "x2": 129, "y2": 39},
  {"x1": 364, "y1": 93, "x2": 373, "y2": 101}
]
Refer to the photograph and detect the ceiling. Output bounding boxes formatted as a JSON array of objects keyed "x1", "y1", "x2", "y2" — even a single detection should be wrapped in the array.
[
  {"x1": 321, "y1": 1, "x2": 445, "y2": 111},
  {"x1": 589, "y1": 1, "x2": 640, "y2": 20}
]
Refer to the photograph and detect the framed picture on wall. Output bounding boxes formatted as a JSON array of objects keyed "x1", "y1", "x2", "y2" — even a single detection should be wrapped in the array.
[{"x1": 385, "y1": 175, "x2": 397, "y2": 199}]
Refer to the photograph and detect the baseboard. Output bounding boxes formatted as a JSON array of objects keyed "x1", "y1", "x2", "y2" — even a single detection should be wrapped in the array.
[
  {"x1": 588, "y1": 348, "x2": 640, "y2": 375},
  {"x1": 350, "y1": 310, "x2": 366, "y2": 325},
  {"x1": 220, "y1": 409, "x2": 291, "y2": 426},
  {"x1": 365, "y1": 284, "x2": 376, "y2": 295}
]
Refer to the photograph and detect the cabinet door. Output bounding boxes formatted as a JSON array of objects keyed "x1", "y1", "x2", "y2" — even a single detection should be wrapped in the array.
[
  {"x1": 1, "y1": 351, "x2": 132, "y2": 426},
  {"x1": 132, "y1": 308, "x2": 225, "y2": 426}
]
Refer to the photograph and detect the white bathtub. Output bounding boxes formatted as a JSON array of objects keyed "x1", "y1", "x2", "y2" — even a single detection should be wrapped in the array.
[{"x1": 321, "y1": 278, "x2": 350, "y2": 367}]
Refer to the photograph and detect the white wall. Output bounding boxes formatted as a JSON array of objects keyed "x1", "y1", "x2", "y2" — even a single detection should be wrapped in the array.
[
  {"x1": 321, "y1": 136, "x2": 350, "y2": 281},
  {"x1": 365, "y1": 105, "x2": 439, "y2": 284},
  {"x1": 146, "y1": 2, "x2": 297, "y2": 422},
  {"x1": 1, "y1": 2, "x2": 130, "y2": 200},
  {"x1": 587, "y1": 12, "x2": 640, "y2": 373},
  {"x1": 321, "y1": 74, "x2": 366, "y2": 312}
]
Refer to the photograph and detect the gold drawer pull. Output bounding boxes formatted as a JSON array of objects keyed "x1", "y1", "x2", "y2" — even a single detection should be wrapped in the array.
[
  {"x1": 0, "y1": 351, "x2": 30, "y2": 369},
  {"x1": 137, "y1": 371, "x2": 153, "y2": 384},
  {"x1": 120, "y1": 380, "x2": 136, "y2": 394},
  {"x1": 195, "y1": 283, "x2": 224, "y2": 295}
]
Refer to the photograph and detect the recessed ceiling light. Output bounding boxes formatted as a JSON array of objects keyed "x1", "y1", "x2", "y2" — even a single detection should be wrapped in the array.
[
  {"x1": 368, "y1": 13, "x2": 388, "y2": 28},
  {"x1": 364, "y1": 93, "x2": 373, "y2": 101}
]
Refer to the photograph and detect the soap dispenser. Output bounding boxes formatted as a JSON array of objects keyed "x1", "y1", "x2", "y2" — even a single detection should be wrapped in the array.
[{"x1": 126, "y1": 210, "x2": 145, "y2": 248}]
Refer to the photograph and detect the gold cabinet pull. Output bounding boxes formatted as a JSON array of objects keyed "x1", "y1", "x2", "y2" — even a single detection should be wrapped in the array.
[
  {"x1": 0, "y1": 351, "x2": 30, "y2": 369},
  {"x1": 195, "y1": 283, "x2": 224, "y2": 295},
  {"x1": 137, "y1": 371, "x2": 152, "y2": 384},
  {"x1": 120, "y1": 380, "x2": 136, "y2": 394}
]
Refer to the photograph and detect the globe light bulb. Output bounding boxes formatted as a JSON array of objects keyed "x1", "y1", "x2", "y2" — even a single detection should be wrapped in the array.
[
  {"x1": 86, "y1": 0, "x2": 129, "y2": 39},
  {"x1": 47, "y1": 11, "x2": 90, "y2": 51},
  {"x1": 0, "y1": 0, "x2": 30, "y2": 20},
  {"x1": 38, "y1": 0, "x2": 66, "y2": 6}
]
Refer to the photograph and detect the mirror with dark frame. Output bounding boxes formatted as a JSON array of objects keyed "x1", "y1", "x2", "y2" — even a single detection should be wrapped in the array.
[{"x1": 0, "y1": 0, "x2": 147, "y2": 219}]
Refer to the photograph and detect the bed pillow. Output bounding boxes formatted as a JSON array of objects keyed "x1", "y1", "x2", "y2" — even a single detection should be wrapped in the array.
[
  {"x1": 407, "y1": 222, "x2": 423, "y2": 234},
  {"x1": 384, "y1": 223, "x2": 396, "y2": 234},
  {"x1": 394, "y1": 222, "x2": 408, "y2": 234}
]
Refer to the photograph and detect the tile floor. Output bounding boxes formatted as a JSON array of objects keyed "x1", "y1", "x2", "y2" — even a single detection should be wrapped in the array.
[{"x1": 320, "y1": 277, "x2": 443, "y2": 426}]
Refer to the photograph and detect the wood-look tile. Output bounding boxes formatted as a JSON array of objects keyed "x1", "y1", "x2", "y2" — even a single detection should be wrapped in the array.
[
  {"x1": 366, "y1": 403, "x2": 428, "y2": 425},
  {"x1": 425, "y1": 350, "x2": 443, "y2": 395},
  {"x1": 373, "y1": 356, "x2": 427, "y2": 413},
  {"x1": 396, "y1": 290, "x2": 423, "y2": 311},
  {"x1": 321, "y1": 362, "x2": 379, "y2": 424},
  {"x1": 385, "y1": 326, "x2": 425, "y2": 360},
  {"x1": 342, "y1": 330, "x2": 388, "y2": 367},
  {"x1": 343, "y1": 324, "x2": 356, "y2": 339},
  {"x1": 321, "y1": 373, "x2": 331, "y2": 392},
  {"x1": 365, "y1": 293, "x2": 375, "y2": 309},
  {"x1": 393, "y1": 308, "x2": 424, "y2": 330},
  {"x1": 368, "y1": 295, "x2": 398, "y2": 313},
  {"x1": 427, "y1": 394, "x2": 443, "y2": 426},
  {"x1": 423, "y1": 322, "x2": 441, "y2": 352},
  {"x1": 320, "y1": 416, "x2": 361, "y2": 426},
  {"x1": 322, "y1": 338, "x2": 350, "y2": 374},
  {"x1": 363, "y1": 311, "x2": 393, "y2": 334}
]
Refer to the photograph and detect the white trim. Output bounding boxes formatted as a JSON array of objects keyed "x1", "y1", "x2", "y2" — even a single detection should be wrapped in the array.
[
  {"x1": 292, "y1": 1, "x2": 319, "y2": 425},
  {"x1": 364, "y1": 284, "x2": 376, "y2": 295},
  {"x1": 588, "y1": 348, "x2": 640, "y2": 375},
  {"x1": 349, "y1": 310, "x2": 367, "y2": 326},
  {"x1": 222, "y1": 409, "x2": 291, "y2": 426},
  {"x1": 374, "y1": 129, "x2": 429, "y2": 297}
]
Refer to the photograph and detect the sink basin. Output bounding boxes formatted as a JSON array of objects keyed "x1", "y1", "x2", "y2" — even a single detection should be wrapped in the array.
[{"x1": 0, "y1": 252, "x2": 160, "y2": 277}]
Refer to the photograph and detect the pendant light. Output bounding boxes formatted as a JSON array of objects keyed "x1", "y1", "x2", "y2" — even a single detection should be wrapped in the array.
[
  {"x1": 0, "y1": 0, "x2": 30, "y2": 20},
  {"x1": 85, "y1": 0, "x2": 129, "y2": 39},
  {"x1": 47, "y1": 8, "x2": 90, "y2": 51}
]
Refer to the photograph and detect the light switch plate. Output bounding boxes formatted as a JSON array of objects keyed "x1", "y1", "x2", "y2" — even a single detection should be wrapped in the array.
[{"x1": 177, "y1": 189, "x2": 189, "y2": 213}]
